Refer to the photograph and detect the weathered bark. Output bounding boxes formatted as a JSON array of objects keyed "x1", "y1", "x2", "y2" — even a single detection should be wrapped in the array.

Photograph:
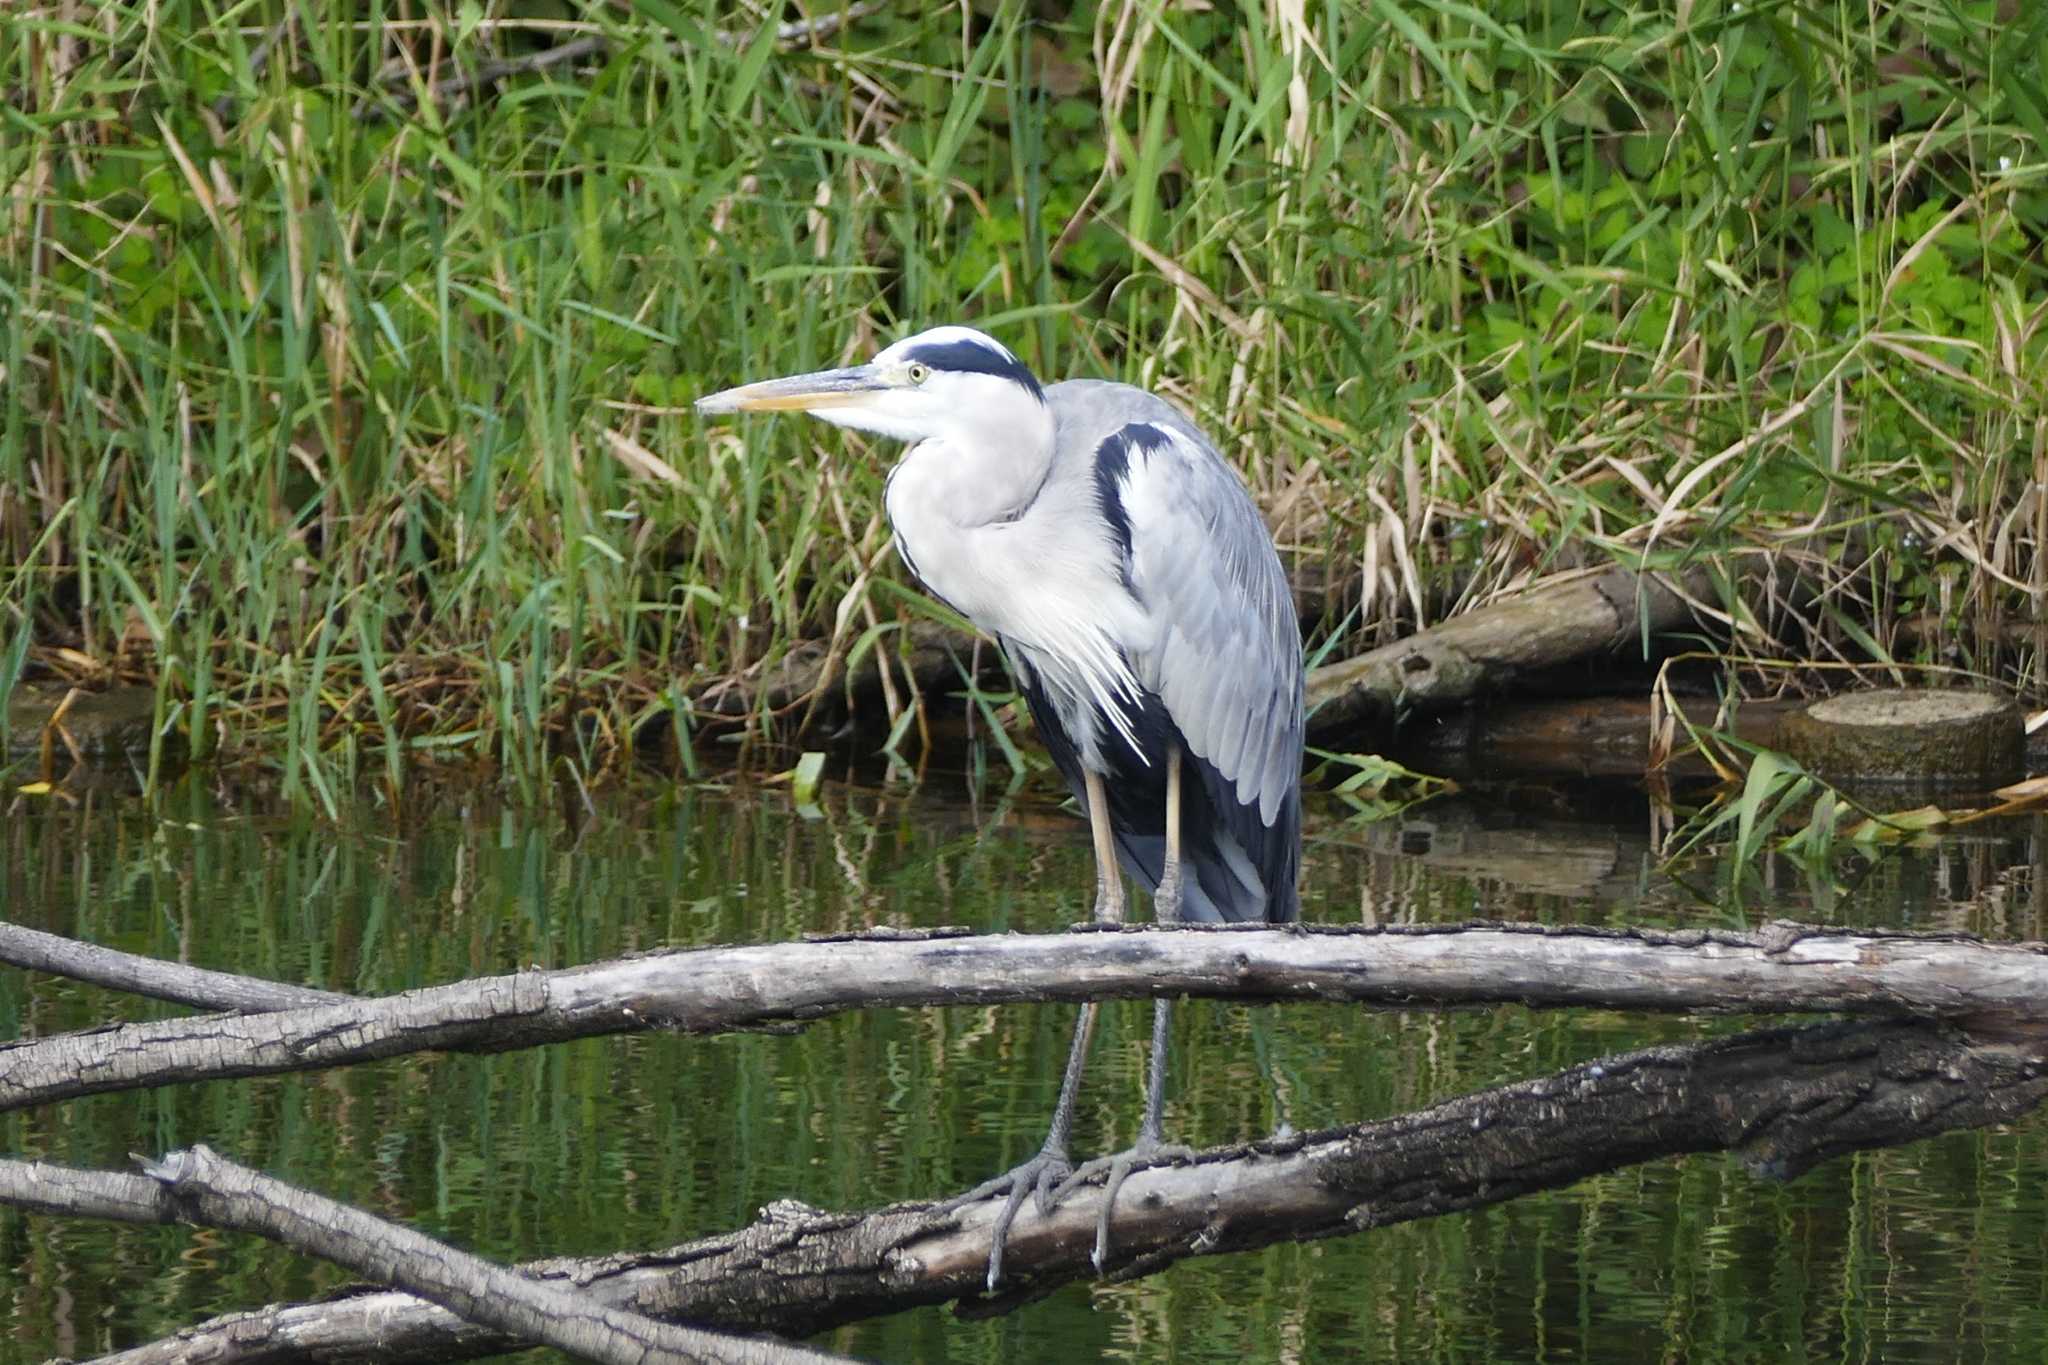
[
  {"x1": 0, "y1": 922, "x2": 348, "y2": 1013},
  {"x1": 57, "y1": 1017, "x2": 2048, "y2": 1365},
  {"x1": 0, "y1": 1158, "x2": 855, "y2": 1365},
  {"x1": 6, "y1": 923, "x2": 2047, "y2": 1113},
  {"x1": 1305, "y1": 563, "x2": 1722, "y2": 735},
  {"x1": 0, "y1": 1156, "x2": 171, "y2": 1223},
  {"x1": 134, "y1": 1146, "x2": 846, "y2": 1365}
]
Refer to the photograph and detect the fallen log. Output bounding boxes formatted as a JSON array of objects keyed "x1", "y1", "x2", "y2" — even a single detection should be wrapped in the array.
[
  {"x1": 692, "y1": 621, "x2": 973, "y2": 723},
  {"x1": 4, "y1": 923, "x2": 2046, "y2": 1114},
  {"x1": 692, "y1": 563, "x2": 1720, "y2": 746},
  {"x1": 688, "y1": 559, "x2": 1760, "y2": 751},
  {"x1": 38, "y1": 1015, "x2": 2048, "y2": 1364},
  {"x1": 1304, "y1": 563, "x2": 1721, "y2": 735}
]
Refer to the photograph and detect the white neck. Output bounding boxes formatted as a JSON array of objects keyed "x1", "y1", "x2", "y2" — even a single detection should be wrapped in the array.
[{"x1": 883, "y1": 395, "x2": 1055, "y2": 629}]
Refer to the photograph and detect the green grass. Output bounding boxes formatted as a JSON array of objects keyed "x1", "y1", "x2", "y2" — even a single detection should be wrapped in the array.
[{"x1": 4, "y1": 0, "x2": 2046, "y2": 801}]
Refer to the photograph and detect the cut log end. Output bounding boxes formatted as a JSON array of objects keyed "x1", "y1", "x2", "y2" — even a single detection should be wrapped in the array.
[{"x1": 1780, "y1": 687, "x2": 2024, "y2": 791}]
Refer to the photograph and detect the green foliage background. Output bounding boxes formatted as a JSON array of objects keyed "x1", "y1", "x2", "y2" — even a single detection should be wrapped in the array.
[{"x1": 5, "y1": 0, "x2": 2047, "y2": 799}]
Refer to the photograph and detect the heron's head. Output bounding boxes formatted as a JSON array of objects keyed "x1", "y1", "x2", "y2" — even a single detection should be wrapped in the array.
[{"x1": 695, "y1": 326, "x2": 1047, "y2": 447}]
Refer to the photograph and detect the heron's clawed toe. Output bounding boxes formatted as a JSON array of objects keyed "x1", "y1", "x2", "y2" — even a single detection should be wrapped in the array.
[
  {"x1": 939, "y1": 1147, "x2": 1077, "y2": 1289},
  {"x1": 1052, "y1": 1137, "x2": 1198, "y2": 1272}
]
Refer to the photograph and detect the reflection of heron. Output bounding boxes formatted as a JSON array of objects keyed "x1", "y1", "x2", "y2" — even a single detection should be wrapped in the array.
[{"x1": 699, "y1": 325, "x2": 1302, "y2": 1285}]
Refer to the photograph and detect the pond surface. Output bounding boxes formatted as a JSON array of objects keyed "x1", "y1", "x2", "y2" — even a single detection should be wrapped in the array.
[{"x1": 2, "y1": 766, "x2": 2045, "y2": 1364}]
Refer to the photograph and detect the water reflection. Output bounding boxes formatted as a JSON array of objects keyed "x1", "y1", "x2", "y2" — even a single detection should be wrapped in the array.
[
  {"x1": 0, "y1": 772, "x2": 2044, "y2": 1362},
  {"x1": 1324, "y1": 783, "x2": 2048, "y2": 939}
]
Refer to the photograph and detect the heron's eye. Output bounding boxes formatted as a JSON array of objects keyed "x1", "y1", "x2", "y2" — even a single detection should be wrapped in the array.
[{"x1": 906, "y1": 362, "x2": 931, "y2": 385}]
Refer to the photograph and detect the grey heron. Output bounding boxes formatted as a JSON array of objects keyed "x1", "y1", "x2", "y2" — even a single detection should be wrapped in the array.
[{"x1": 697, "y1": 325, "x2": 1303, "y2": 1286}]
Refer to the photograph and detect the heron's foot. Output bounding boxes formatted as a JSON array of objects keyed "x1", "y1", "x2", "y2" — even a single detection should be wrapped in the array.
[
  {"x1": 938, "y1": 1145, "x2": 1076, "y2": 1289},
  {"x1": 1054, "y1": 1135, "x2": 1198, "y2": 1272}
]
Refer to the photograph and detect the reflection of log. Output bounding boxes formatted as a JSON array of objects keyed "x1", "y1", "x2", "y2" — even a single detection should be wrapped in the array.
[
  {"x1": 7, "y1": 924, "x2": 2048, "y2": 1113},
  {"x1": 1351, "y1": 799, "x2": 1659, "y2": 900},
  {"x1": 1305, "y1": 564, "x2": 1720, "y2": 736},
  {"x1": 55, "y1": 1017, "x2": 2048, "y2": 1365}
]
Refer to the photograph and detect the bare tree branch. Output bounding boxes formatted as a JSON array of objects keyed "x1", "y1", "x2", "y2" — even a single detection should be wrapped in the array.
[
  {"x1": 5, "y1": 923, "x2": 2046, "y2": 1115},
  {"x1": 0, "y1": 1157, "x2": 169, "y2": 1223},
  {"x1": 39, "y1": 1016, "x2": 2048, "y2": 1365},
  {"x1": 0, "y1": 922, "x2": 347, "y2": 1013},
  {"x1": 137, "y1": 1145, "x2": 851, "y2": 1365}
]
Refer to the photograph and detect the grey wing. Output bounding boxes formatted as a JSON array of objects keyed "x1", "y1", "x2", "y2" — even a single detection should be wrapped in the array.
[{"x1": 1115, "y1": 422, "x2": 1304, "y2": 828}]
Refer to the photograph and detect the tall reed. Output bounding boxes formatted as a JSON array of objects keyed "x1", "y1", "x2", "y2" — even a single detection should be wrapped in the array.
[{"x1": 4, "y1": 1, "x2": 2042, "y2": 797}]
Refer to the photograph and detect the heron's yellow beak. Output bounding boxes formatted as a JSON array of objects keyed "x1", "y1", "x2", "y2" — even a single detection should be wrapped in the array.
[{"x1": 694, "y1": 365, "x2": 887, "y2": 416}]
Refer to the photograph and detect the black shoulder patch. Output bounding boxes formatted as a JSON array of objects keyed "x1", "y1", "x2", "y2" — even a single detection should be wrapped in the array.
[
  {"x1": 901, "y1": 338, "x2": 1045, "y2": 402},
  {"x1": 1094, "y1": 422, "x2": 1170, "y2": 582}
]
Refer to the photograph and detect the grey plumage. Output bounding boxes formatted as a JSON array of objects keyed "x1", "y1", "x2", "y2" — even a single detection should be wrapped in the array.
[
  {"x1": 697, "y1": 326, "x2": 1303, "y2": 924},
  {"x1": 1016, "y1": 380, "x2": 1302, "y2": 922},
  {"x1": 696, "y1": 323, "x2": 1305, "y2": 1286}
]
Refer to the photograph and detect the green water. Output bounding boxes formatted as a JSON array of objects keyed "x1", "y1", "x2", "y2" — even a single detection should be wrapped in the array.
[{"x1": 3, "y1": 773, "x2": 2045, "y2": 1363}]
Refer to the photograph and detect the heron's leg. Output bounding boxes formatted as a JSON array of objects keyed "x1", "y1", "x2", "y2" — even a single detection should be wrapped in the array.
[
  {"x1": 1060, "y1": 995, "x2": 1199, "y2": 1270},
  {"x1": 1085, "y1": 768, "x2": 1126, "y2": 924},
  {"x1": 1155, "y1": 745, "x2": 1185, "y2": 922},
  {"x1": 940, "y1": 1000, "x2": 1097, "y2": 1288},
  {"x1": 940, "y1": 767, "x2": 1129, "y2": 1289},
  {"x1": 1062, "y1": 746, "x2": 1197, "y2": 1266}
]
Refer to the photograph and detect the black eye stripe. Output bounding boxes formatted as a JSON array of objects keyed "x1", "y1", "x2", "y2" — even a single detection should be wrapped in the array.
[{"x1": 899, "y1": 339, "x2": 1044, "y2": 401}]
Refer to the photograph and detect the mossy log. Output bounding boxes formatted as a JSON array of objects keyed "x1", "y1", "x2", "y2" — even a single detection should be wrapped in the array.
[
  {"x1": 1304, "y1": 564, "x2": 1722, "y2": 738},
  {"x1": 4, "y1": 684, "x2": 160, "y2": 761}
]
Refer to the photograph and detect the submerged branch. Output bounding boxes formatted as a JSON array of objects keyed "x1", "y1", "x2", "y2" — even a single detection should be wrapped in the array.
[
  {"x1": 5, "y1": 923, "x2": 2046, "y2": 1114},
  {"x1": 52, "y1": 1016, "x2": 2048, "y2": 1364}
]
